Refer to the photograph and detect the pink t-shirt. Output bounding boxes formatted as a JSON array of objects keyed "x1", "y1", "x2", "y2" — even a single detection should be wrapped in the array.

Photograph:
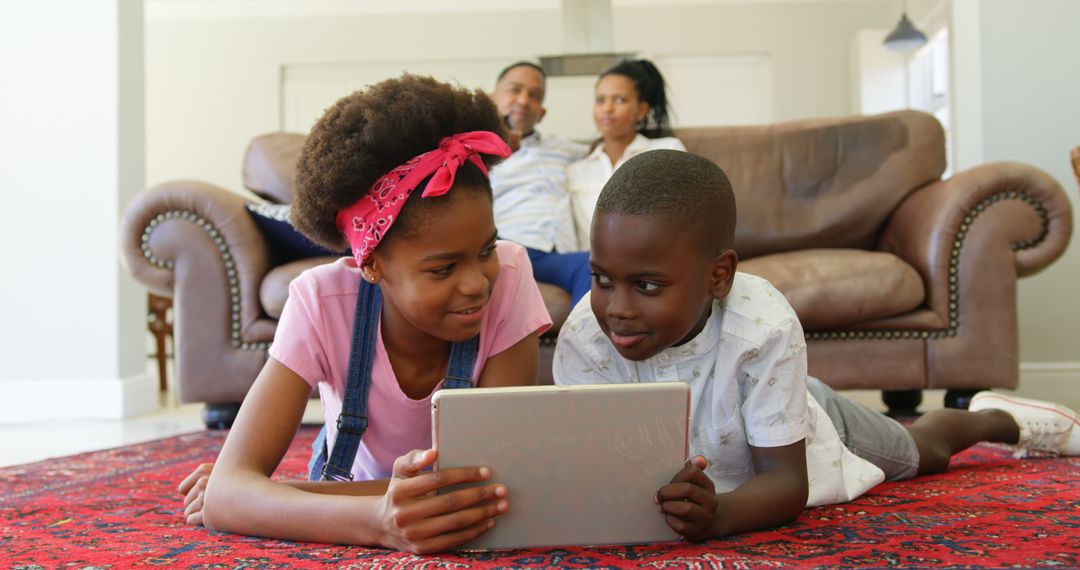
[{"x1": 269, "y1": 241, "x2": 552, "y2": 481}]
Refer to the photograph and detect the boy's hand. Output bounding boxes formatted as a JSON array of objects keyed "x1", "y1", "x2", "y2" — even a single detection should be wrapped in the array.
[
  {"x1": 178, "y1": 462, "x2": 214, "y2": 526},
  {"x1": 375, "y1": 449, "x2": 508, "y2": 554},
  {"x1": 656, "y1": 456, "x2": 719, "y2": 543}
]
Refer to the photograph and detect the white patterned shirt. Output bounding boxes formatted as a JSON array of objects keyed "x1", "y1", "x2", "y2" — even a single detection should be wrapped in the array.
[
  {"x1": 490, "y1": 131, "x2": 585, "y2": 253},
  {"x1": 567, "y1": 134, "x2": 687, "y2": 250},
  {"x1": 554, "y1": 273, "x2": 885, "y2": 507}
]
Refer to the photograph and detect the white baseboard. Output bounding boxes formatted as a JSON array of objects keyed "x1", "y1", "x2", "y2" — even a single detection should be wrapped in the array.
[
  {"x1": 1017, "y1": 362, "x2": 1080, "y2": 410},
  {"x1": 0, "y1": 373, "x2": 158, "y2": 424},
  {"x1": 1019, "y1": 361, "x2": 1080, "y2": 379}
]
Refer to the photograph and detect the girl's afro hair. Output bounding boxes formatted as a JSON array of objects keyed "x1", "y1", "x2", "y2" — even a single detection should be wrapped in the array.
[{"x1": 291, "y1": 74, "x2": 506, "y2": 251}]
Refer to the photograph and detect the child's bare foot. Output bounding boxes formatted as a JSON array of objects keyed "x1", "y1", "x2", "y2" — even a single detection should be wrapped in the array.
[{"x1": 969, "y1": 392, "x2": 1080, "y2": 456}]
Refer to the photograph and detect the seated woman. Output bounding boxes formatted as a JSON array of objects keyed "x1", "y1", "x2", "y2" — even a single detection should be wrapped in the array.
[{"x1": 568, "y1": 59, "x2": 686, "y2": 249}]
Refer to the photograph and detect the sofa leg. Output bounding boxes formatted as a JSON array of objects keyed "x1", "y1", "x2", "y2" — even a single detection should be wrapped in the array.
[
  {"x1": 203, "y1": 403, "x2": 241, "y2": 430},
  {"x1": 882, "y1": 390, "x2": 923, "y2": 418},
  {"x1": 944, "y1": 389, "x2": 981, "y2": 410}
]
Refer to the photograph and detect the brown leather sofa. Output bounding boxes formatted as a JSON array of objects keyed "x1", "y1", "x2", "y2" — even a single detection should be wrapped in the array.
[{"x1": 120, "y1": 110, "x2": 1072, "y2": 425}]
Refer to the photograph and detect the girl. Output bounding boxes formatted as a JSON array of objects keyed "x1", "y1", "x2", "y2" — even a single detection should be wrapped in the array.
[
  {"x1": 178, "y1": 75, "x2": 552, "y2": 554},
  {"x1": 568, "y1": 58, "x2": 686, "y2": 249}
]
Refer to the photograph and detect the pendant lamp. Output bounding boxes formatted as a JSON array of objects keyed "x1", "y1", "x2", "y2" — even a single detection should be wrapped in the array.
[{"x1": 884, "y1": 3, "x2": 928, "y2": 52}]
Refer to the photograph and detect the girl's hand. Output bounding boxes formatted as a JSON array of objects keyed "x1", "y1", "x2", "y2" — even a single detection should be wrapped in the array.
[
  {"x1": 655, "y1": 456, "x2": 719, "y2": 543},
  {"x1": 178, "y1": 462, "x2": 214, "y2": 526},
  {"x1": 376, "y1": 449, "x2": 508, "y2": 554}
]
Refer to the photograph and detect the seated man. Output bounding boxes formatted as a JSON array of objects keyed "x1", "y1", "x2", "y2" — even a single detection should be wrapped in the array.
[{"x1": 489, "y1": 61, "x2": 591, "y2": 306}]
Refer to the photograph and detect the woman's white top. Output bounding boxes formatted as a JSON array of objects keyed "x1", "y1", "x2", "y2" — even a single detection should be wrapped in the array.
[{"x1": 567, "y1": 134, "x2": 686, "y2": 250}]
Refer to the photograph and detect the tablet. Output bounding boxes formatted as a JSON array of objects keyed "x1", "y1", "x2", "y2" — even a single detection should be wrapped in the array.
[{"x1": 432, "y1": 382, "x2": 690, "y2": 550}]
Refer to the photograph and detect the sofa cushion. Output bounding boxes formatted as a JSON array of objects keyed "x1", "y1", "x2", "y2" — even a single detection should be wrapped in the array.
[
  {"x1": 243, "y1": 132, "x2": 307, "y2": 204},
  {"x1": 738, "y1": 249, "x2": 925, "y2": 330},
  {"x1": 261, "y1": 257, "x2": 339, "y2": 319}
]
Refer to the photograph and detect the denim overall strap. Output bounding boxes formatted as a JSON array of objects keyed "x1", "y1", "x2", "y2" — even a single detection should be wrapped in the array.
[
  {"x1": 320, "y1": 279, "x2": 382, "y2": 481},
  {"x1": 315, "y1": 280, "x2": 481, "y2": 481},
  {"x1": 443, "y1": 335, "x2": 479, "y2": 389}
]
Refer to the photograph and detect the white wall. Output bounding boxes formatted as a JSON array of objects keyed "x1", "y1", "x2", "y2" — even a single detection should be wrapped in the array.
[
  {"x1": 146, "y1": 0, "x2": 895, "y2": 194},
  {"x1": 0, "y1": 0, "x2": 155, "y2": 421},
  {"x1": 973, "y1": 0, "x2": 1080, "y2": 392},
  {"x1": 906, "y1": 0, "x2": 949, "y2": 36},
  {"x1": 146, "y1": 7, "x2": 565, "y2": 197},
  {"x1": 281, "y1": 54, "x2": 774, "y2": 142},
  {"x1": 614, "y1": 1, "x2": 893, "y2": 122},
  {"x1": 849, "y1": 28, "x2": 908, "y2": 115},
  {"x1": 948, "y1": 0, "x2": 982, "y2": 171}
]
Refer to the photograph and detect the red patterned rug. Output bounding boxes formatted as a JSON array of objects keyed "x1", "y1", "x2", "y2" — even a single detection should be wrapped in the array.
[{"x1": 2, "y1": 426, "x2": 1078, "y2": 568}]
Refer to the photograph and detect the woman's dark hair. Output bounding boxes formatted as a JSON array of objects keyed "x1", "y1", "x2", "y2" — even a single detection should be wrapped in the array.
[
  {"x1": 291, "y1": 74, "x2": 506, "y2": 251},
  {"x1": 600, "y1": 59, "x2": 673, "y2": 138}
]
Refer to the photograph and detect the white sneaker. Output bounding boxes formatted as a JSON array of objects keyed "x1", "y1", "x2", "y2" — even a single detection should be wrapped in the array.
[{"x1": 968, "y1": 392, "x2": 1080, "y2": 456}]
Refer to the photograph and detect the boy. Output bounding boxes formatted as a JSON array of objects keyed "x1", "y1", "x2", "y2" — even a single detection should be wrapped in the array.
[{"x1": 553, "y1": 149, "x2": 1080, "y2": 542}]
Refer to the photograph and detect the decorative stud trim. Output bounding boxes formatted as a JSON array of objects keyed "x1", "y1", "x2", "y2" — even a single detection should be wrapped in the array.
[
  {"x1": 807, "y1": 191, "x2": 1049, "y2": 342},
  {"x1": 141, "y1": 210, "x2": 271, "y2": 352}
]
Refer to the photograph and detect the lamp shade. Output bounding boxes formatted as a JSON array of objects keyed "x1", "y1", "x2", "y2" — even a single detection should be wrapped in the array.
[
  {"x1": 539, "y1": 53, "x2": 632, "y2": 77},
  {"x1": 883, "y1": 13, "x2": 928, "y2": 51}
]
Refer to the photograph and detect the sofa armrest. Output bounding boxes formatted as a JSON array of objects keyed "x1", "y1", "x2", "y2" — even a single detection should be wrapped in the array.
[
  {"x1": 878, "y1": 162, "x2": 1073, "y2": 325},
  {"x1": 120, "y1": 180, "x2": 273, "y2": 349}
]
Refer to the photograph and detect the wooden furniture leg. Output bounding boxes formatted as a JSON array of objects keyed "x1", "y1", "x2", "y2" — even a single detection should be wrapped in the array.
[{"x1": 147, "y1": 293, "x2": 174, "y2": 392}]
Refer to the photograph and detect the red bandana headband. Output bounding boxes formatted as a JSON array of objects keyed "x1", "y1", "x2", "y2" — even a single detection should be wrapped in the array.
[{"x1": 335, "y1": 130, "x2": 511, "y2": 265}]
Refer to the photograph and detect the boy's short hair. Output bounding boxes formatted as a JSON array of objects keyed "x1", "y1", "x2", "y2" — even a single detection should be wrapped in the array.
[{"x1": 595, "y1": 150, "x2": 736, "y2": 256}]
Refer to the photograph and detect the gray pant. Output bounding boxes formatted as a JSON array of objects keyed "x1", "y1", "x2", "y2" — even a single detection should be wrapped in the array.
[{"x1": 807, "y1": 377, "x2": 920, "y2": 482}]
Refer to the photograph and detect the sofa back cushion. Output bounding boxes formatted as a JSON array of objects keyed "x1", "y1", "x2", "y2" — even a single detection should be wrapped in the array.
[
  {"x1": 243, "y1": 132, "x2": 307, "y2": 204},
  {"x1": 676, "y1": 110, "x2": 946, "y2": 259}
]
